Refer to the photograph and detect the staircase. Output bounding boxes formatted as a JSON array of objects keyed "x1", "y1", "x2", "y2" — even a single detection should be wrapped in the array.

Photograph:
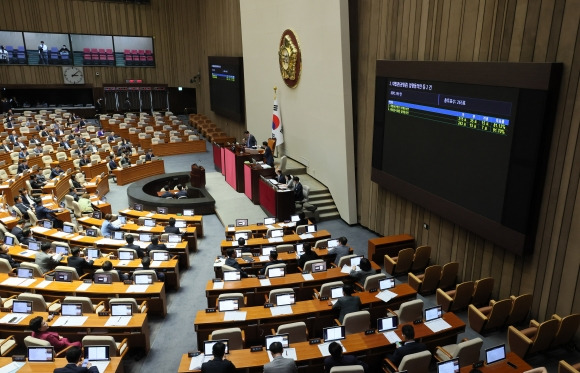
[{"x1": 278, "y1": 157, "x2": 340, "y2": 222}]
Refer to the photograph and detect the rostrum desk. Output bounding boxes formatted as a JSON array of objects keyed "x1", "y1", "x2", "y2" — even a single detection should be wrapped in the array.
[
  {"x1": 112, "y1": 160, "x2": 165, "y2": 186},
  {"x1": 179, "y1": 312, "x2": 466, "y2": 372},
  {"x1": 195, "y1": 283, "x2": 416, "y2": 347}
]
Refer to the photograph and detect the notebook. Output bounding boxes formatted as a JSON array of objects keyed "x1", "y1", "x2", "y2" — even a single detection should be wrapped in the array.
[
  {"x1": 218, "y1": 298, "x2": 239, "y2": 312},
  {"x1": 327, "y1": 239, "x2": 339, "y2": 248},
  {"x1": 234, "y1": 232, "x2": 249, "y2": 241},
  {"x1": 306, "y1": 225, "x2": 317, "y2": 233},
  {"x1": 323, "y1": 326, "x2": 345, "y2": 342},
  {"x1": 27, "y1": 347, "x2": 54, "y2": 362},
  {"x1": 152, "y1": 251, "x2": 169, "y2": 261},
  {"x1": 223, "y1": 271, "x2": 241, "y2": 281},
  {"x1": 43, "y1": 220, "x2": 53, "y2": 229},
  {"x1": 63, "y1": 224, "x2": 74, "y2": 234},
  {"x1": 92, "y1": 211, "x2": 102, "y2": 219},
  {"x1": 235, "y1": 219, "x2": 248, "y2": 227},
  {"x1": 4, "y1": 236, "x2": 14, "y2": 246},
  {"x1": 267, "y1": 267, "x2": 285, "y2": 278},
  {"x1": 118, "y1": 216, "x2": 127, "y2": 224},
  {"x1": 167, "y1": 234, "x2": 181, "y2": 243},
  {"x1": 437, "y1": 358, "x2": 460, "y2": 373},
  {"x1": 55, "y1": 245, "x2": 68, "y2": 255},
  {"x1": 111, "y1": 303, "x2": 133, "y2": 316},
  {"x1": 86, "y1": 228, "x2": 98, "y2": 237},
  {"x1": 349, "y1": 255, "x2": 363, "y2": 267},
  {"x1": 134, "y1": 274, "x2": 153, "y2": 284},
  {"x1": 144, "y1": 219, "x2": 155, "y2": 227},
  {"x1": 84, "y1": 345, "x2": 111, "y2": 373},
  {"x1": 485, "y1": 344, "x2": 506, "y2": 365},
  {"x1": 61, "y1": 303, "x2": 83, "y2": 316},
  {"x1": 275, "y1": 293, "x2": 295, "y2": 306},
  {"x1": 12, "y1": 300, "x2": 32, "y2": 314},
  {"x1": 265, "y1": 333, "x2": 289, "y2": 349},
  {"x1": 264, "y1": 217, "x2": 276, "y2": 225},
  {"x1": 134, "y1": 204, "x2": 143, "y2": 211},
  {"x1": 86, "y1": 248, "x2": 100, "y2": 260},
  {"x1": 262, "y1": 247, "x2": 276, "y2": 256},
  {"x1": 330, "y1": 286, "x2": 343, "y2": 300},
  {"x1": 377, "y1": 316, "x2": 398, "y2": 332},
  {"x1": 93, "y1": 273, "x2": 112, "y2": 284},
  {"x1": 290, "y1": 215, "x2": 300, "y2": 222},
  {"x1": 424, "y1": 305, "x2": 442, "y2": 321},
  {"x1": 53, "y1": 271, "x2": 73, "y2": 282},
  {"x1": 174, "y1": 220, "x2": 186, "y2": 228}
]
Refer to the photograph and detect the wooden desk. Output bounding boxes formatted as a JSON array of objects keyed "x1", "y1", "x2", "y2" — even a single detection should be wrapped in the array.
[
  {"x1": 179, "y1": 312, "x2": 465, "y2": 372},
  {"x1": 50, "y1": 159, "x2": 75, "y2": 173},
  {"x1": 259, "y1": 177, "x2": 295, "y2": 221},
  {"x1": 150, "y1": 140, "x2": 206, "y2": 155},
  {"x1": 0, "y1": 173, "x2": 30, "y2": 203},
  {"x1": 0, "y1": 357, "x2": 122, "y2": 373},
  {"x1": 0, "y1": 310, "x2": 151, "y2": 352},
  {"x1": 42, "y1": 172, "x2": 72, "y2": 202},
  {"x1": 84, "y1": 175, "x2": 111, "y2": 199},
  {"x1": 195, "y1": 284, "x2": 417, "y2": 347},
  {"x1": 0, "y1": 211, "x2": 19, "y2": 230},
  {"x1": 368, "y1": 234, "x2": 415, "y2": 265},
  {"x1": 460, "y1": 353, "x2": 531, "y2": 373},
  {"x1": 219, "y1": 230, "x2": 332, "y2": 253},
  {"x1": 119, "y1": 209, "x2": 204, "y2": 237},
  {"x1": 0, "y1": 273, "x2": 167, "y2": 317},
  {"x1": 81, "y1": 160, "x2": 109, "y2": 179},
  {"x1": 112, "y1": 160, "x2": 165, "y2": 186},
  {"x1": 244, "y1": 163, "x2": 276, "y2": 204},
  {"x1": 205, "y1": 264, "x2": 381, "y2": 307},
  {"x1": 224, "y1": 221, "x2": 312, "y2": 238}
]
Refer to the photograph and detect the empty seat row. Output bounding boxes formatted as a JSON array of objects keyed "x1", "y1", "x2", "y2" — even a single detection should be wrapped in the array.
[
  {"x1": 436, "y1": 277, "x2": 494, "y2": 312},
  {"x1": 384, "y1": 245, "x2": 431, "y2": 276},
  {"x1": 408, "y1": 262, "x2": 459, "y2": 294},
  {"x1": 468, "y1": 293, "x2": 533, "y2": 333}
]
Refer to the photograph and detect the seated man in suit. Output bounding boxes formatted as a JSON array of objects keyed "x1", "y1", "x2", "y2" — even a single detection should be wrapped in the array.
[
  {"x1": 18, "y1": 148, "x2": 30, "y2": 159},
  {"x1": 34, "y1": 241, "x2": 62, "y2": 274},
  {"x1": 102, "y1": 260, "x2": 128, "y2": 281},
  {"x1": 67, "y1": 247, "x2": 94, "y2": 276},
  {"x1": 160, "y1": 185, "x2": 174, "y2": 198},
  {"x1": 163, "y1": 217, "x2": 181, "y2": 234},
  {"x1": 79, "y1": 154, "x2": 91, "y2": 167},
  {"x1": 297, "y1": 242, "x2": 320, "y2": 269},
  {"x1": 140, "y1": 256, "x2": 165, "y2": 282},
  {"x1": 146, "y1": 235, "x2": 167, "y2": 252},
  {"x1": 34, "y1": 198, "x2": 64, "y2": 229},
  {"x1": 175, "y1": 184, "x2": 187, "y2": 198},
  {"x1": 50, "y1": 165, "x2": 64, "y2": 179},
  {"x1": 107, "y1": 131, "x2": 117, "y2": 143},
  {"x1": 54, "y1": 346, "x2": 98, "y2": 373},
  {"x1": 263, "y1": 341, "x2": 297, "y2": 373},
  {"x1": 293, "y1": 177, "x2": 304, "y2": 201},
  {"x1": 386, "y1": 324, "x2": 428, "y2": 367},
  {"x1": 145, "y1": 149, "x2": 155, "y2": 161},
  {"x1": 259, "y1": 250, "x2": 284, "y2": 275},
  {"x1": 29, "y1": 174, "x2": 44, "y2": 189},
  {"x1": 16, "y1": 159, "x2": 29, "y2": 174},
  {"x1": 123, "y1": 234, "x2": 146, "y2": 258},
  {"x1": 324, "y1": 341, "x2": 369, "y2": 372},
  {"x1": 108, "y1": 155, "x2": 119, "y2": 170},
  {"x1": 13, "y1": 196, "x2": 29, "y2": 219},
  {"x1": 331, "y1": 284, "x2": 361, "y2": 324},
  {"x1": 225, "y1": 248, "x2": 248, "y2": 278},
  {"x1": 19, "y1": 188, "x2": 35, "y2": 207},
  {"x1": 10, "y1": 219, "x2": 25, "y2": 242},
  {"x1": 33, "y1": 143, "x2": 44, "y2": 154},
  {"x1": 243, "y1": 130, "x2": 257, "y2": 147},
  {"x1": 275, "y1": 169, "x2": 285, "y2": 184},
  {"x1": 263, "y1": 141, "x2": 274, "y2": 167}
]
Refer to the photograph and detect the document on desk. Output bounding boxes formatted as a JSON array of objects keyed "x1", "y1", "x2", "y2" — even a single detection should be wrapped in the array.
[
  {"x1": 77, "y1": 217, "x2": 89, "y2": 222},
  {"x1": 117, "y1": 260, "x2": 130, "y2": 266},
  {"x1": 318, "y1": 341, "x2": 345, "y2": 356},
  {"x1": 18, "y1": 250, "x2": 35, "y2": 257},
  {"x1": 227, "y1": 226, "x2": 235, "y2": 232},
  {"x1": 0, "y1": 361, "x2": 25, "y2": 373},
  {"x1": 52, "y1": 231, "x2": 68, "y2": 238},
  {"x1": 76, "y1": 282, "x2": 92, "y2": 291},
  {"x1": 266, "y1": 224, "x2": 276, "y2": 229},
  {"x1": 212, "y1": 281, "x2": 224, "y2": 290},
  {"x1": 138, "y1": 226, "x2": 153, "y2": 231},
  {"x1": 259, "y1": 255, "x2": 269, "y2": 262},
  {"x1": 230, "y1": 241, "x2": 238, "y2": 246},
  {"x1": 383, "y1": 331, "x2": 401, "y2": 343},
  {"x1": 267, "y1": 348, "x2": 297, "y2": 361},
  {"x1": 189, "y1": 354, "x2": 205, "y2": 370},
  {"x1": 302, "y1": 273, "x2": 314, "y2": 281},
  {"x1": 105, "y1": 316, "x2": 132, "y2": 326},
  {"x1": 0, "y1": 313, "x2": 27, "y2": 325},
  {"x1": 126, "y1": 285, "x2": 149, "y2": 293},
  {"x1": 20, "y1": 279, "x2": 36, "y2": 287},
  {"x1": 268, "y1": 237, "x2": 284, "y2": 243},
  {"x1": 32, "y1": 227, "x2": 49, "y2": 233},
  {"x1": 425, "y1": 319, "x2": 452, "y2": 333},
  {"x1": 223, "y1": 311, "x2": 247, "y2": 321},
  {"x1": 95, "y1": 238, "x2": 118, "y2": 245},
  {"x1": 270, "y1": 305, "x2": 293, "y2": 316},
  {"x1": 150, "y1": 261, "x2": 161, "y2": 267},
  {"x1": 165, "y1": 243, "x2": 178, "y2": 248},
  {"x1": 120, "y1": 209, "x2": 131, "y2": 214},
  {"x1": 259, "y1": 279, "x2": 271, "y2": 286},
  {"x1": 0, "y1": 217, "x2": 13, "y2": 223},
  {"x1": 299, "y1": 234, "x2": 314, "y2": 240},
  {"x1": 91, "y1": 361, "x2": 110, "y2": 373},
  {"x1": 1, "y1": 277, "x2": 26, "y2": 286},
  {"x1": 375, "y1": 289, "x2": 398, "y2": 303},
  {"x1": 53, "y1": 316, "x2": 88, "y2": 327},
  {"x1": 35, "y1": 280, "x2": 52, "y2": 288}
]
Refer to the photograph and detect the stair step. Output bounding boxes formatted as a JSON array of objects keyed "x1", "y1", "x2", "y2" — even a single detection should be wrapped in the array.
[
  {"x1": 316, "y1": 205, "x2": 338, "y2": 213},
  {"x1": 309, "y1": 198, "x2": 336, "y2": 207}
]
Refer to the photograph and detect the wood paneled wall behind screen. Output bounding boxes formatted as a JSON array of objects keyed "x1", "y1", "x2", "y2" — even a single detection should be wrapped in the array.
[
  {"x1": 0, "y1": 0, "x2": 246, "y2": 140},
  {"x1": 353, "y1": 0, "x2": 579, "y2": 325}
]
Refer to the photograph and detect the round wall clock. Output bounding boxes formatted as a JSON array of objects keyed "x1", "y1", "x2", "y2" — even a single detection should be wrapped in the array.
[
  {"x1": 62, "y1": 66, "x2": 85, "y2": 85},
  {"x1": 278, "y1": 29, "x2": 302, "y2": 88}
]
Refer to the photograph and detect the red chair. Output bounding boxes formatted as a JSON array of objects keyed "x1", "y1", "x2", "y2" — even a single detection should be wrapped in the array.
[
  {"x1": 105, "y1": 49, "x2": 113, "y2": 55},
  {"x1": 125, "y1": 55, "x2": 133, "y2": 66},
  {"x1": 107, "y1": 54, "x2": 115, "y2": 65},
  {"x1": 146, "y1": 56, "x2": 154, "y2": 66},
  {"x1": 145, "y1": 50, "x2": 152, "y2": 55}
]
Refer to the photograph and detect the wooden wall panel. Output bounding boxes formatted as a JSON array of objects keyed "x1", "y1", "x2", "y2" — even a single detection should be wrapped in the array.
[{"x1": 354, "y1": 0, "x2": 580, "y2": 325}]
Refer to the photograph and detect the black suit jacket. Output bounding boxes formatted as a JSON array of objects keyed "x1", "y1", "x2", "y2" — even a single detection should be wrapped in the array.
[
  {"x1": 164, "y1": 226, "x2": 180, "y2": 234},
  {"x1": 54, "y1": 363, "x2": 99, "y2": 373},
  {"x1": 67, "y1": 255, "x2": 94, "y2": 276},
  {"x1": 389, "y1": 340, "x2": 429, "y2": 367}
]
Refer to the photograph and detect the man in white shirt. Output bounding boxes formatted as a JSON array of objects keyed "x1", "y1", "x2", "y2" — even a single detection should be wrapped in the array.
[{"x1": 38, "y1": 41, "x2": 48, "y2": 64}]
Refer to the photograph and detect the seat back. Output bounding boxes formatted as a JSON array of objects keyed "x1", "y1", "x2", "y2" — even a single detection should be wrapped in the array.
[
  {"x1": 397, "y1": 299, "x2": 424, "y2": 324},
  {"x1": 0, "y1": 259, "x2": 12, "y2": 273},
  {"x1": 399, "y1": 350, "x2": 432, "y2": 373},
  {"x1": 471, "y1": 277, "x2": 494, "y2": 307},
  {"x1": 314, "y1": 239, "x2": 329, "y2": 248},
  {"x1": 295, "y1": 225, "x2": 307, "y2": 235},
  {"x1": 449, "y1": 281, "x2": 475, "y2": 311},
  {"x1": 20, "y1": 262, "x2": 43, "y2": 277},
  {"x1": 439, "y1": 262, "x2": 459, "y2": 290},
  {"x1": 277, "y1": 321, "x2": 308, "y2": 343},
  {"x1": 411, "y1": 245, "x2": 431, "y2": 272},
  {"x1": 528, "y1": 319, "x2": 559, "y2": 355},
  {"x1": 95, "y1": 269, "x2": 120, "y2": 282},
  {"x1": 24, "y1": 336, "x2": 51, "y2": 348},
  {"x1": 63, "y1": 296, "x2": 94, "y2": 313},
  {"x1": 82, "y1": 336, "x2": 120, "y2": 357},
  {"x1": 18, "y1": 293, "x2": 47, "y2": 312},
  {"x1": 455, "y1": 337, "x2": 483, "y2": 366},
  {"x1": 217, "y1": 293, "x2": 245, "y2": 308},
  {"x1": 318, "y1": 281, "x2": 345, "y2": 299},
  {"x1": 265, "y1": 263, "x2": 286, "y2": 278},
  {"x1": 551, "y1": 313, "x2": 580, "y2": 348},
  {"x1": 109, "y1": 298, "x2": 141, "y2": 313},
  {"x1": 486, "y1": 299, "x2": 513, "y2": 331},
  {"x1": 329, "y1": 366, "x2": 364, "y2": 373},
  {"x1": 388, "y1": 247, "x2": 414, "y2": 275},
  {"x1": 64, "y1": 195, "x2": 75, "y2": 210},
  {"x1": 53, "y1": 266, "x2": 79, "y2": 281},
  {"x1": 337, "y1": 254, "x2": 357, "y2": 268},
  {"x1": 275, "y1": 244, "x2": 294, "y2": 253},
  {"x1": 210, "y1": 327, "x2": 244, "y2": 350},
  {"x1": 342, "y1": 310, "x2": 370, "y2": 335},
  {"x1": 363, "y1": 273, "x2": 386, "y2": 291},
  {"x1": 419, "y1": 265, "x2": 442, "y2": 293},
  {"x1": 268, "y1": 288, "x2": 295, "y2": 303},
  {"x1": 507, "y1": 293, "x2": 533, "y2": 326},
  {"x1": 279, "y1": 155, "x2": 287, "y2": 173},
  {"x1": 303, "y1": 259, "x2": 324, "y2": 273}
]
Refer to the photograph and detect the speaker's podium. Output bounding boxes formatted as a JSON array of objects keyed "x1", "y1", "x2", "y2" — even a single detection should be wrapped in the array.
[{"x1": 190, "y1": 163, "x2": 206, "y2": 188}]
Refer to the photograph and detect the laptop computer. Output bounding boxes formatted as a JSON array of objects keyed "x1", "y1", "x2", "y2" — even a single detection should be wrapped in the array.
[
  {"x1": 134, "y1": 274, "x2": 153, "y2": 284},
  {"x1": 53, "y1": 271, "x2": 73, "y2": 282},
  {"x1": 111, "y1": 303, "x2": 133, "y2": 316},
  {"x1": 156, "y1": 207, "x2": 168, "y2": 214},
  {"x1": 12, "y1": 300, "x2": 33, "y2": 314},
  {"x1": 42, "y1": 220, "x2": 53, "y2": 229},
  {"x1": 311, "y1": 261, "x2": 327, "y2": 273},
  {"x1": 437, "y1": 358, "x2": 460, "y2": 373},
  {"x1": 152, "y1": 251, "x2": 169, "y2": 261},
  {"x1": 377, "y1": 315, "x2": 399, "y2": 332},
  {"x1": 174, "y1": 220, "x2": 186, "y2": 228},
  {"x1": 306, "y1": 225, "x2": 317, "y2": 233},
  {"x1": 290, "y1": 215, "x2": 300, "y2": 222},
  {"x1": 118, "y1": 216, "x2": 127, "y2": 224},
  {"x1": 183, "y1": 209, "x2": 194, "y2": 216},
  {"x1": 235, "y1": 219, "x2": 248, "y2": 227},
  {"x1": 112, "y1": 231, "x2": 125, "y2": 240},
  {"x1": 234, "y1": 232, "x2": 249, "y2": 241},
  {"x1": 55, "y1": 245, "x2": 68, "y2": 255},
  {"x1": 86, "y1": 248, "x2": 100, "y2": 260},
  {"x1": 275, "y1": 293, "x2": 295, "y2": 306},
  {"x1": 218, "y1": 298, "x2": 240, "y2": 312},
  {"x1": 3, "y1": 235, "x2": 14, "y2": 246},
  {"x1": 144, "y1": 219, "x2": 155, "y2": 227},
  {"x1": 323, "y1": 326, "x2": 346, "y2": 342},
  {"x1": 327, "y1": 239, "x2": 339, "y2": 248},
  {"x1": 223, "y1": 271, "x2": 241, "y2": 281},
  {"x1": 265, "y1": 333, "x2": 289, "y2": 349},
  {"x1": 92, "y1": 211, "x2": 102, "y2": 219},
  {"x1": 61, "y1": 303, "x2": 83, "y2": 316},
  {"x1": 295, "y1": 243, "x2": 304, "y2": 256},
  {"x1": 63, "y1": 224, "x2": 74, "y2": 234},
  {"x1": 118, "y1": 251, "x2": 135, "y2": 260},
  {"x1": 379, "y1": 277, "x2": 396, "y2": 290},
  {"x1": 203, "y1": 340, "x2": 229, "y2": 362},
  {"x1": 27, "y1": 346, "x2": 54, "y2": 362},
  {"x1": 17, "y1": 267, "x2": 34, "y2": 279},
  {"x1": 133, "y1": 203, "x2": 143, "y2": 211},
  {"x1": 424, "y1": 305, "x2": 443, "y2": 322},
  {"x1": 93, "y1": 273, "x2": 112, "y2": 284},
  {"x1": 139, "y1": 233, "x2": 152, "y2": 242},
  {"x1": 270, "y1": 229, "x2": 284, "y2": 238},
  {"x1": 86, "y1": 228, "x2": 98, "y2": 237},
  {"x1": 349, "y1": 255, "x2": 363, "y2": 267},
  {"x1": 28, "y1": 241, "x2": 41, "y2": 251},
  {"x1": 485, "y1": 344, "x2": 506, "y2": 365},
  {"x1": 267, "y1": 267, "x2": 285, "y2": 278},
  {"x1": 330, "y1": 286, "x2": 343, "y2": 300},
  {"x1": 262, "y1": 247, "x2": 276, "y2": 256},
  {"x1": 85, "y1": 345, "x2": 110, "y2": 363},
  {"x1": 167, "y1": 234, "x2": 181, "y2": 243},
  {"x1": 264, "y1": 217, "x2": 276, "y2": 225}
]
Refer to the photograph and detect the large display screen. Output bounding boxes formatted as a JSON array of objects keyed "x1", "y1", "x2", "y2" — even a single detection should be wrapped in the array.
[
  {"x1": 208, "y1": 56, "x2": 245, "y2": 122},
  {"x1": 372, "y1": 61, "x2": 562, "y2": 255}
]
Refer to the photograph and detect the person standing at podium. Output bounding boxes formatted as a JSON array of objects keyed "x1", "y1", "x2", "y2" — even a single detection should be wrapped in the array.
[
  {"x1": 263, "y1": 141, "x2": 274, "y2": 167},
  {"x1": 243, "y1": 131, "x2": 256, "y2": 147}
]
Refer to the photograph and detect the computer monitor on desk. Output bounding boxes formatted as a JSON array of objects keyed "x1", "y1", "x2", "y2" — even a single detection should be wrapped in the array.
[
  {"x1": 323, "y1": 326, "x2": 345, "y2": 342},
  {"x1": 437, "y1": 358, "x2": 460, "y2": 373},
  {"x1": 270, "y1": 229, "x2": 284, "y2": 238},
  {"x1": 223, "y1": 271, "x2": 241, "y2": 281},
  {"x1": 235, "y1": 219, "x2": 248, "y2": 227},
  {"x1": 485, "y1": 344, "x2": 506, "y2": 365}
]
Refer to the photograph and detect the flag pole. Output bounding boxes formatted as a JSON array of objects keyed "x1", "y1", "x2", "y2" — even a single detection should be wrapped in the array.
[{"x1": 273, "y1": 86, "x2": 277, "y2": 157}]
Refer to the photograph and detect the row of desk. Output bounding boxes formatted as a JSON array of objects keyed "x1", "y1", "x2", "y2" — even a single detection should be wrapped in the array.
[
  {"x1": 219, "y1": 229, "x2": 331, "y2": 253},
  {"x1": 0, "y1": 357, "x2": 123, "y2": 373},
  {"x1": 111, "y1": 159, "x2": 165, "y2": 186}
]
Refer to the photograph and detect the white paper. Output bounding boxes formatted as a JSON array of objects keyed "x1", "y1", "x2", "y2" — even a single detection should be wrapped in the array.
[
  {"x1": 212, "y1": 282, "x2": 224, "y2": 290},
  {"x1": 227, "y1": 227, "x2": 235, "y2": 232},
  {"x1": 150, "y1": 261, "x2": 161, "y2": 268},
  {"x1": 91, "y1": 361, "x2": 111, "y2": 373},
  {"x1": 299, "y1": 233, "x2": 314, "y2": 239},
  {"x1": 120, "y1": 209, "x2": 130, "y2": 213},
  {"x1": 32, "y1": 227, "x2": 49, "y2": 233},
  {"x1": 95, "y1": 238, "x2": 118, "y2": 245},
  {"x1": 268, "y1": 237, "x2": 283, "y2": 243},
  {"x1": 117, "y1": 260, "x2": 130, "y2": 266},
  {"x1": 76, "y1": 283, "x2": 92, "y2": 291},
  {"x1": 165, "y1": 243, "x2": 178, "y2": 248},
  {"x1": 383, "y1": 331, "x2": 402, "y2": 343},
  {"x1": 302, "y1": 273, "x2": 314, "y2": 281},
  {"x1": 52, "y1": 316, "x2": 88, "y2": 327},
  {"x1": 126, "y1": 285, "x2": 149, "y2": 293},
  {"x1": 340, "y1": 264, "x2": 352, "y2": 274},
  {"x1": 35, "y1": 280, "x2": 52, "y2": 288},
  {"x1": 259, "y1": 255, "x2": 269, "y2": 262},
  {"x1": 270, "y1": 305, "x2": 293, "y2": 316},
  {"x1": 189, "y1": 354, "x2": 205, "y2": 370},
  {"x1": 266, "y1": 224, "x2": 276, "y2": 229},
  {"x1": 1, "y1": 277, "x2": 26, "y2": 286},
  {"x1": 77, "y1": 217, "x2": 89, "y2": 221},
  {"x1": 105, "y1": 316, "x2": 132, "y2": 326},
  {"x1": 267, "y1": 348, "x2": 297, "y2": 361},
  {"x1": 230, "y1": 242, "x2": 238, "y2": 246},
  {"x1": 52, "y1": 231, "x2": 68, "y2": 238},
  {"x1": 375, "y1": 290, "x2": 398, "y2": 303},
  {"x1": 0, "y1": 361, "x2": 25, "y2": 373},
  {"x1": 425, "y1": 319, "x2": 452, "y2": 333},
  {"x1": 0, "y1": 313, "x2": 27, "y2": 325},
  {"x1": 18, "y1": 250, "x2": 35, "y2": 257},
  {"x1": 137, "y1": 226, "x2": 152, "y2": 231},
  {"x1": 223, "y1": 311, "x2": 247, "y2": 321},
  {"x1": 145, "y1": 212, "x2": 154, "y2": 217},
  {"x1": 318, "y1": 341, "x2": 345, "y2": 357},
  {"x1": 259, "y1": 279, "x2": 271, "y2": 286},
  {"x1": 20, "y1": 279, "x2": 36, "y2": 287}
]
